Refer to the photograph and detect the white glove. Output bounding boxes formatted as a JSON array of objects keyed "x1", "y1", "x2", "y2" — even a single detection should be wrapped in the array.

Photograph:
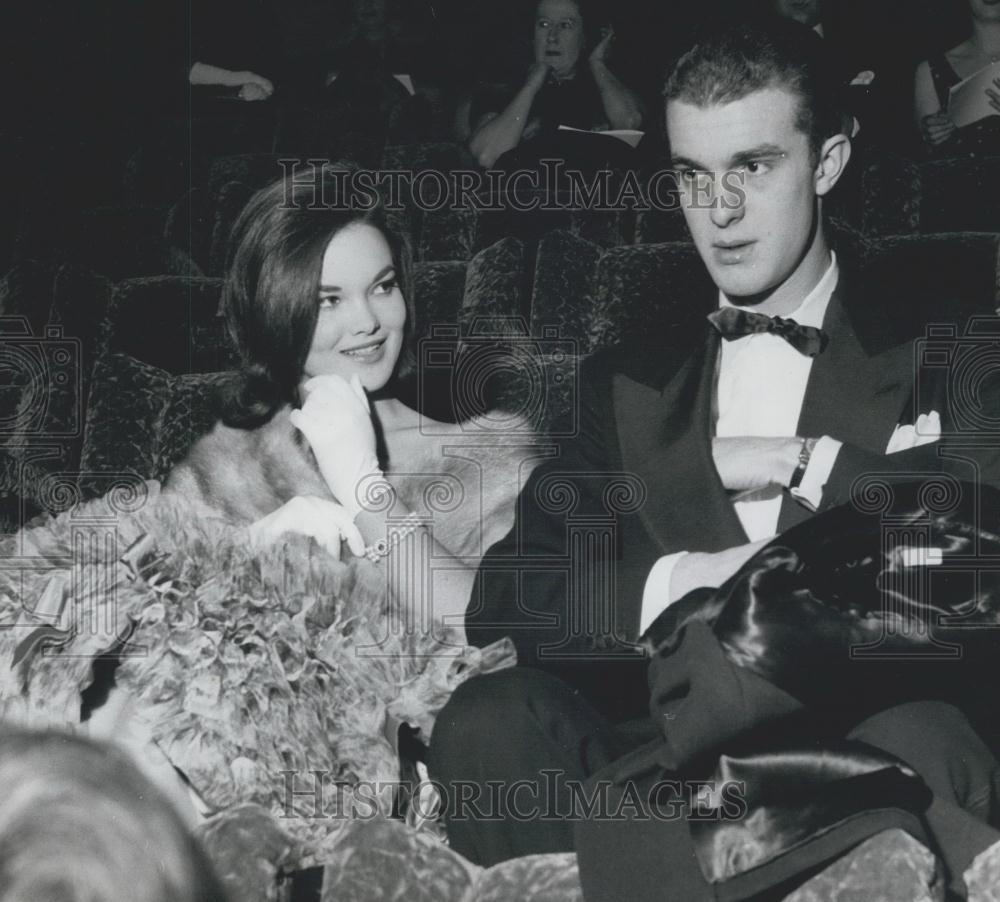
[
  {"x1": 248, "y1": 496, "x2": 365, "y2": 560},
  {"x1": 289, "y1": 374, "x2": 383, "y2": 518}
]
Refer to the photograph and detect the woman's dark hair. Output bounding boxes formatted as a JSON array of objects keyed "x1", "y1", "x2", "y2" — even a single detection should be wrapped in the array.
[
  {"x1": 220, "y1": 163, "x2": 414, "y2": 428},
  {"x1": 0, "y1": 727, "x2": 227, "y2": 902},
  {"x1": 664, "y1": 19, "x2": 846, "y2": 161}
]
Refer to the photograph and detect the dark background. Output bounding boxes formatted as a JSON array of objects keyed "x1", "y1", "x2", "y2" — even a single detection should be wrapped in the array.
[{"x1": 0, "y1": 0, "x2": 977, "y2": 264}]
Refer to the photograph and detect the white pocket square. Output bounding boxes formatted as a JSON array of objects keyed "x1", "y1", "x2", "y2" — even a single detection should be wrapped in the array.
[
  {"x1": 850, "y1": 70, "x2": 876, "y2": 86},
  {"x1": 886, "y1": 411, "x2": 941, "y2": 454}
]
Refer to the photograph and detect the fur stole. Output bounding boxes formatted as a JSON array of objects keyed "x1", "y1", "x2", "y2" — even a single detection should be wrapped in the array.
[
  {"x1": 0, "y1": 408, "x2": 535, "y2": 865},
  {"x1": 164, "y1": 405, "x2": 542, "y2": 564}
]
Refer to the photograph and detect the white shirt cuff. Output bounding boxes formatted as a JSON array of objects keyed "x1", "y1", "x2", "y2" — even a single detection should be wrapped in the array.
[
  {"x1": 789, "y1": 435, "x2": 842, "y2": 512},
  {"x1": 640, "y1": 551, "x2": 689, "y2": 635}
]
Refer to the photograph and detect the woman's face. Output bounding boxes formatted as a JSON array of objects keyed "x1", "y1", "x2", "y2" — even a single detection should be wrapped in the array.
[
  {"x1": 534, "y1": 0, "x2": 586, "y2": 78},
  {"x1": 303, "y1": 223, "x2": 407, "y2": 391},
  {"x1": 970, "y1": 0, "x2": 1000, "y2": 24}
]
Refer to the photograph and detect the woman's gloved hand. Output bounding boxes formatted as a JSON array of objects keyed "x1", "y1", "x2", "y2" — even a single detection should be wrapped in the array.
[
  {"x1": 248, "y1": 495, "x2": 366, "y2": 560},
  {"x1": 289, "y1": 374, "x2": 383, "y2": 518}
]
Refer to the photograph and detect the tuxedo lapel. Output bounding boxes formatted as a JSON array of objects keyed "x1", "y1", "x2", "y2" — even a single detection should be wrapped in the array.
[
  {"x1": 779, "y1": 276, "x2": 916, "y2": 531},
  {"x1": 616, "y1": 329, "x2": 749, "y2": 554}
]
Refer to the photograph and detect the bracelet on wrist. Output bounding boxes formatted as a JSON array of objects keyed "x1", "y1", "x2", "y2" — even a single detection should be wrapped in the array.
[{"x1": 362, "y1": 511, "x2": 424, "y2": 563}]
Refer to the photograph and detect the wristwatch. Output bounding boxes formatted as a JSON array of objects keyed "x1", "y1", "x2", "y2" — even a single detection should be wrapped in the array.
[{"x1": 788, "y1": 437, "x2": 818, "y2": 491}]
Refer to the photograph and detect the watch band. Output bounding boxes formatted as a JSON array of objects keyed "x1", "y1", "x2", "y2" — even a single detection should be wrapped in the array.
[{"x1": 788, "y1": 437, "x2": 815, "y2": 491}]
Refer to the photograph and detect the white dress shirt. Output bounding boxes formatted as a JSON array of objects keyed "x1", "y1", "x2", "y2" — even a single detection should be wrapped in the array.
[{"x1": 639, "y1": 253, "x2": 843, "y2": 633}]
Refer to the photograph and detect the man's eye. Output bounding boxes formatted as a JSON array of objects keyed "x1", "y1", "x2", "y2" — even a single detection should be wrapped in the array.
[
  {"x1": 744, "y1": 160, "x2": 770, "y2": 176},
  {"x1": 677, "y1": 169, "x2": 709, "y2": 187}
]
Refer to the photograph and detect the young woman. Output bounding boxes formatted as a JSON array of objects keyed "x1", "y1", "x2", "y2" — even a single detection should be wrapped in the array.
[
  {"x1": 164, "y1": 166, "x2": 533, "y2": 639},
  {"x1": 914, "y1": 0, "x2": 1000, "y2": 154}
]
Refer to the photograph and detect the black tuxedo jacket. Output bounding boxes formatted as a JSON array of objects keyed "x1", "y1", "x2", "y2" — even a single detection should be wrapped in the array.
[{"x1": 466, "y1": 260, "x2": 1000, "y2": 719}]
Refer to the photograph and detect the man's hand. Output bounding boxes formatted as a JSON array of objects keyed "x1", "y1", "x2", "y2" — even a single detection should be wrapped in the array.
[
  {"x1": 670, "y1": 538, "x2": 771, "y2": 601},
  {"x1": 712, "y1": 436, "x2": 802, "y2": 493}
]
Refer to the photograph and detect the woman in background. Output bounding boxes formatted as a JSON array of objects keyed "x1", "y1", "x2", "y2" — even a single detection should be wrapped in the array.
[
  {"x1": 914, "y1": 0, "x2": 1000, "y2": 154},
  {"x1": 468, "y1": 0, "x2": 644, "y2": 168}
]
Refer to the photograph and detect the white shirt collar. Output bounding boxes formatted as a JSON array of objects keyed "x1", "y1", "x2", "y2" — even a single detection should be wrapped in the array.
[{"x1": 717, "y1": 250, "x2": 839, "y2": 330}]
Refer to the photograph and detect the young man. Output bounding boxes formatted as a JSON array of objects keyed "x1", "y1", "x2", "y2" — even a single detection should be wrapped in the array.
[{"x1": 430, "y1": 20, "x2": 1000, "y2": 897}]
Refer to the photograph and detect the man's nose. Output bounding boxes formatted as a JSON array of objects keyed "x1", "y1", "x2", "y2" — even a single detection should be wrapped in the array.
[{"x1": 708, "y1": 174, "x2": 745, "y2": 228}]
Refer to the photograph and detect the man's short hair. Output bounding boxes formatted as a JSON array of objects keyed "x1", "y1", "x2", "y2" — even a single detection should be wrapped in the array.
[{"x1": 664, "y1": 20, "x2": 847, "y2": 156}]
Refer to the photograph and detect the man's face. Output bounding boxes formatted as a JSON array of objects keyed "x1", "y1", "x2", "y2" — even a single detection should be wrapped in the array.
[
  {"x1": 667, "y1": 87, "x2": 824, "y2": 306},
  {"x1": 772, "y1": 0, "x2": 823, "y2": 28}
]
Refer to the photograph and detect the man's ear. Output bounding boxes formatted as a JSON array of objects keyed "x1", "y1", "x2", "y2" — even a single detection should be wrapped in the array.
[{"x1": 814, "y1": 132, "x2": 851, "y2": 196}]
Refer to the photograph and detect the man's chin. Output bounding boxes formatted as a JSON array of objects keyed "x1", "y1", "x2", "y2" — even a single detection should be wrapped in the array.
[{"x1": 708, "y1": 270, "x2": 773, "y2": 304}]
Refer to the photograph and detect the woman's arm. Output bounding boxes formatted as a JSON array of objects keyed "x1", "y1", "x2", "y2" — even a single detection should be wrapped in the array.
[
  {"x1": 588, "y1": 31, "x2": 644, "y2": 131},
  {"x1": 289, "y1": 375, "x2": 475, "y2": 641},
  {"x1": 468, "y1": 62, "x2": 551, "y2": 168},
  {"x1": 914, "y1": 59, "x2": 955, "y2": 147},
  {"x1": 188, "y1": 61, "x2": 274, "y2": 97},
  {"x1": 354, "y1": 504, "x2": 474, "y2": 643}
]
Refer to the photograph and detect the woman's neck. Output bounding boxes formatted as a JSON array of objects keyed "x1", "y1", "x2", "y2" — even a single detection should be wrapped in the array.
[
  {"x1": 371, "y1": 395, "x2": 416, "y2": 432},
  {"x1": 971, "y1": 22, "x2": 1000, "y2": 61}
]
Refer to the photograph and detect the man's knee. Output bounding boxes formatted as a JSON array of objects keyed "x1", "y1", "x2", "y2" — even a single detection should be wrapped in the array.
[
  {"x1": 851, "y1": 701, "x2": 977, "y2": 759},
  {"x1": 430, "y1": 668, "x2": 572, "y2": 775},
  {"x1": 850, "y1": 701, "x2": 1000, "y2": 814}
]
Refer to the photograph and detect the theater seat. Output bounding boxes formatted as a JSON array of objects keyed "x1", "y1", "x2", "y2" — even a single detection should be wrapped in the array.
[
  {"x1": 78, "y1": 352, "x2": 231, "y2": 500},
  {"x1": 100, "y1": 276, "x2": 234, "y2": 375}
]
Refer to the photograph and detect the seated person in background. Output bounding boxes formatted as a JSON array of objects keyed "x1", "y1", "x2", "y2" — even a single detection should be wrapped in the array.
[
  {"x1": 914, "y1": 0, "x2": 1000, "y2": 155},
  {"x1": 0, "y1": 727, "x2": 224, "y2": 902},
  {"x1": 468, "y1": 0, "x2": 645, "y2": 168}
]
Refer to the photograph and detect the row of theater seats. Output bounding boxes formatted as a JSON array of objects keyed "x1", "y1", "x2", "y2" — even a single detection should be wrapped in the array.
[
  {"x1": 2, "y1": 225, "x2": 999, "y2": 535},
  {"x1": 16, "y1": 145, "x2": 1000, "y2": 289}
]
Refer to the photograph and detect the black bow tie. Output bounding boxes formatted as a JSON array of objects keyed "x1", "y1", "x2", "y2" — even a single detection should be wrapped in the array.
[{"x1": 707, "y1": 307, "x2": 829, "y2": 358}]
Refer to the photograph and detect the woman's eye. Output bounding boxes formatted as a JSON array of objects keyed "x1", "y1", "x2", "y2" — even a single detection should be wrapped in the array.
[
  {"x1": 318, "y1": 295, "x2": 339, "y2": 309},
  {"x1": 373, "y1": 278, "x2": 398, "y2": 295}
]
